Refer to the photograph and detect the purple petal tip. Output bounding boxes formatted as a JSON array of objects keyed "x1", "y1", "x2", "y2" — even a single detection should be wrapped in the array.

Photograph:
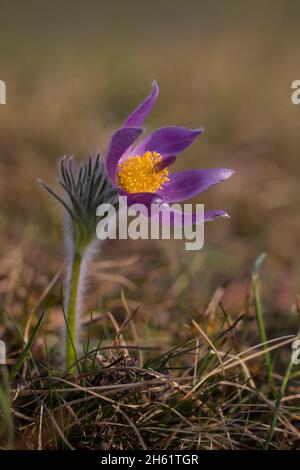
[
  {"x1": 221, "y1": 168, "x2": 235, "y2": 181},
  {"x1": 151, "y1": 80, "x2": 159, "y2": 91},
  {"x1": 190, "y1": 127, "x2": 204, "y2": 139},
  {"x1": 204, "y1": 210, "x2": 230, "y2": 222}
]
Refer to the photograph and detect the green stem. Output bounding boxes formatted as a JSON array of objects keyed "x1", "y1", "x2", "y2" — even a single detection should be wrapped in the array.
[
  {"x1": 66, "y1": 249, "x2": 82, "y2": 371},
  {"x1": 252, "y1": 272, "x2": 273, "y2": 386},
  {"x1": 264, "y1": 328, "x2": 300, "y2": 449},
  {"x1": 264, "y1": 358, "x2": 293, "y2": 449}
]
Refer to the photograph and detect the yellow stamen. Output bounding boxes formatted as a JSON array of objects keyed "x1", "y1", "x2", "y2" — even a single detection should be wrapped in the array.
[{"x1": 117, "y1": 151, "x2": 169, "y2": 193}]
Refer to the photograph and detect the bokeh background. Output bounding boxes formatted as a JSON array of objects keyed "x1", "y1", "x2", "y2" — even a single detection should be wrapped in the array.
[{"x1": 0, "y1": 0, "x2": 300, "y2": 346}]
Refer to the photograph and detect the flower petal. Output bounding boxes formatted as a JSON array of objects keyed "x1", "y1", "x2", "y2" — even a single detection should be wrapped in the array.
[
  {"x1": 204, "y1": 210, "x2": 230, "y2": 221},
  {"x1": 106, "y1": 127, "x2": 143, "y2": 181},
  {"x1": 133, "y1": 126, "x2": 204, "y2": 157},
  {"x1": 123, "y1": 81, "x2": 159, "y2": 128},
  {"x1": 119, "y1": 189, "x2": 160, "y2": 207},
  {"x1": 118, "y1": 190, "x2": 161, "y2": 217},
  {"x1": 157, "y1": 168, "x2": 234, "y2": 203},
  {"x1": 151, "y1": 205, "x2": 229, "y2": 225}
]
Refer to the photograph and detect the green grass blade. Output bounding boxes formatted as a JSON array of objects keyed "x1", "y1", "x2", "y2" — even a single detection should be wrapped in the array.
[
  {"x1": 251, "y1": 253, "x2": 274, "y2": 389},
  {"x1": 265, "y1": 327, "x2": 300, "y2": 448},
  {"x1": 0, "y1": 367, "x2": 14, "y2": 448},
  {"x1": 10, "y1": 310, "x2": 45, "y2": 382}
]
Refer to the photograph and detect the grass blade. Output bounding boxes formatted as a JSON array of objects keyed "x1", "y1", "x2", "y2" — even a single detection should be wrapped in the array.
[
  {"x1": 265, "y1": 326, "x2": 300, "y2": 448},
  {"x1": 0, "y1": 367, "x2": 14, "y2": 449},
  {"x1": 251, "y1": 253, "x2": 274, "y2": 390},
  {"x1": 10, "y1": 311, "x2": 45, "y2": 382}
]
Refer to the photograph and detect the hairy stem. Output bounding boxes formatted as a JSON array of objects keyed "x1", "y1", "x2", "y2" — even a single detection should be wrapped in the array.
[{"x1": 66, "y1": 249, "x2": 83, "y2": 371}]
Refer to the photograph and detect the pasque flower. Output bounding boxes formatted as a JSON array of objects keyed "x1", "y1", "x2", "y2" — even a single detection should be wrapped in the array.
[
  {"x1": 106, "y1": 81, "x2": 234, "y2": 224},
  {"x1": 40, "y1": 81, "x2": 234, "y2": 373}
]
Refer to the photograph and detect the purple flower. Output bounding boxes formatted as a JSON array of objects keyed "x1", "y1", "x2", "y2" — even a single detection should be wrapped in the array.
[{"x1": 105, "y1": 81, "x2": 234, "y2": 224}]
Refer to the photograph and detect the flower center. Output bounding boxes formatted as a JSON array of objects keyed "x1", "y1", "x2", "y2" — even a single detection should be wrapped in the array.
[{"x1": 117, "y1": 151, "x2": 169, "y2": 193}]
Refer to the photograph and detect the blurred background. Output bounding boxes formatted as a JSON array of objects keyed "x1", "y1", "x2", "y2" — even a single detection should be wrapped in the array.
[{"x1": 0, "y1": 0, "x2": 299, "y2": 346}]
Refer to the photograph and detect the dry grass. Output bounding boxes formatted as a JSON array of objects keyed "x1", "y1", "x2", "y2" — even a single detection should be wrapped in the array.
[{"x1": 0, "y1": 249, "x2": 300, "y2": 449}]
